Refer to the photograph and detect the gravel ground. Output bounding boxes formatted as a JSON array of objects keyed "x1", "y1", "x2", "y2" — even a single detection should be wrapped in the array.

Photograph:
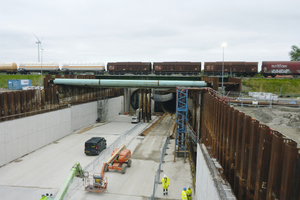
[{"x1": 232, "y1": 104, "x2": 300, "y2": 144}]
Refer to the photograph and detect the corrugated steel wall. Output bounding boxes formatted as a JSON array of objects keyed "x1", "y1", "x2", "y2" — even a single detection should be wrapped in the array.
[
  {"x1": 0, "y1": 75, "x2": 123, "y2": 122},
  {"x1": 201, "y1": 91, "x2": 300, "y2": 200}
]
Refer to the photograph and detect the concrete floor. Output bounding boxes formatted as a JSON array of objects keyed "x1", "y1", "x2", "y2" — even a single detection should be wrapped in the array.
[{"x1": 0, "y1": 115, "x2": 193, "y2": 200}]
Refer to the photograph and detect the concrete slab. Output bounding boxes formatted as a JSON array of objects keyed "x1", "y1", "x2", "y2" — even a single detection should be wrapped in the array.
[{"x1": 0, "y1": 114, "x2": 193, "y2": 200}]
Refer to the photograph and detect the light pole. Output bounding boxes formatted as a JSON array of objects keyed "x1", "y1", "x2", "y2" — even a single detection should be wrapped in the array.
[
  {"x1": 221, "y1": 43, "x2": 227, "y2": 96},
  {"x1": 40, "y1": 48, "x2": 44, "y2": 86}
]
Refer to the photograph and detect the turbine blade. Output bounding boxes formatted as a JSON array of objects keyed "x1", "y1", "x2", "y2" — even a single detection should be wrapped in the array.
[{"x1": 32, "y1": 33, "x2": 41, "y2": 43}]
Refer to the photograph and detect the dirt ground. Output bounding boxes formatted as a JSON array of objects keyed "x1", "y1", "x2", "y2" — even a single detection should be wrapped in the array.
[{"x1": 232, "y1": 104, "x2": 300, "y2": 144}]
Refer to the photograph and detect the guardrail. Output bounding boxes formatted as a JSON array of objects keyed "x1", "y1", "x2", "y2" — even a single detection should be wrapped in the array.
[
  {"x1": 64, "y1": 122, "x2": 142, "y2": 199},
  {"x1": 150, "y1": 131, "x2": 170, "y2": 200}
]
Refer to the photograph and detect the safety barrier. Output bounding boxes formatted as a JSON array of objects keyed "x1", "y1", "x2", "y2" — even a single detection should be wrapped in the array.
[
  {"x1": 64, "y1": 122, "x2": 142, "y2": 199},
  {"x1": 201, "y1": 91, "x2": 300, "y2": 199},
  {"x1": 150, "y1": 131, "x2": 171, "y2": 200}
]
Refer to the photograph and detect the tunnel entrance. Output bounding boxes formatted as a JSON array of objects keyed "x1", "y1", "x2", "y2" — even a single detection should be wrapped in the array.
[{"x1": 130, "y1": 90, "x2": 176, "y2": 114}]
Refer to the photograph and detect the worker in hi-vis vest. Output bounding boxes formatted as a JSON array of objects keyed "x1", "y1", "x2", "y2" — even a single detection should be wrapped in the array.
[
  {"x1": 182, "y1": 187, "x2": 187, "y2": 200},
  {"x1": 162, "y1": 174, "x2": 170, "y2": 195},
  {"x1": 186, "y1": 187, "x2": 192, "y2": 200}
]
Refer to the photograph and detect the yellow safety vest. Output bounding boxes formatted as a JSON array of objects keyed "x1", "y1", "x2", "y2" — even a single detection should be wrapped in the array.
[
  {"x1": 186, "y1": 188, "x2": 192, "y2": 196},
  {"x1": 182, "y1": 190, "x2": 187, "y2": 200},
  {"x1": 162, "y1": 177, "x2": 170, "y2": 187}
]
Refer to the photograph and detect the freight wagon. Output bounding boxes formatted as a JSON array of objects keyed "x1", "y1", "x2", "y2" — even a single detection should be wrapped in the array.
[
  {"x1": 18, "y1": 62, "x2": 60, "y2": 74},
  {"x1": 107, "y1": 62, "x2": 151, "y2": 75},
  {"x1": 153, "y1": 62, "x2": 201, "y2": 75},
  {"x1": 0, "y1": 62, "x2": 18, "y2": 74},
  {"x1": 204, "y1": 61, "x2": 258, "y2": 77},
  {"x1": 261, "y1": 61, "x2": 300, "y2": 77},
  {"x1": 61, "y1": 62, "x2": 105, "y2": 75}
]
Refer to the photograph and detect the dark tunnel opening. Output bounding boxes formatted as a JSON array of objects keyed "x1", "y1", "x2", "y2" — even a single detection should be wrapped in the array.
[
  {"x1": 130, "y1": 90, "x2": 176, "y2": 114},
  {"x1": 160, "y1": 93, "x2": 176, "y2": 114}
]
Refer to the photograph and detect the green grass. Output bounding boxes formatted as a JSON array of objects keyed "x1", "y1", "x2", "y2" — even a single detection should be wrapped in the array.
[
  {"x1": 0, "y1": 74, "x2": 45, "y2": 88},
  {"x1": 242, "y1": 78, "x2": 300, "y2": 96}
]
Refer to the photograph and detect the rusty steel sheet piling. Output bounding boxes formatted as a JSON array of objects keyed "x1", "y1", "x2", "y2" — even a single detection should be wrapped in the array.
[
  {"x1": 0, "y1": 93, "x2": 2, "y2": 122},
  {"x1": 8, "y1": 92, "x2": 15, "y2": 120},
  {"x1": 238, "y1": 115, "x2": 252, "y2": 199},
  {"x1": 179, "y1": 89, "x2": 300, "y2": 200},
  {"x1": 0, "y1": 75, "x2": 124, "y2": 122},
  {"x1": 15, "y1": 91, "x2": 21, "y2": 118},
  {"x1": 246, "y1": 119, "x2": 260, "y2": 200},
  {"x1": 21, "y1": 91, "x2": 27, "y2": 117},
  {"x1": 224, "y1": 106, "x2": 233, "y2": 179},
  {"x1": 234, "y1": 111, "x2": 245, "y2": 194},
  {"x1": 229, "y1": 109, "x2": 239, "y2": 186},
  {"x1": 279, "y1": 140, "x2": 299, "y2": 199},
  {"x1": 254, "y1": 125, "x2": 273, "y2": 200}
]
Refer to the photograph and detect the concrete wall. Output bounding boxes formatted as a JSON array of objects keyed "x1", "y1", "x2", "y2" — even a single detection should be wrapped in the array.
[
  {"x1": 107, "y1": 96, "x2": 124, "y2": 119},
  {"x1": 196, "y1": 143, "x2": 220, "y2": 200},
  {"x1": 195, "y1": 143, "x2": 236, "y2": 200},
  {"x1": 71, "y1": 102, "x2": 97, "y2": 132},
  {"x1": 0, "y1": 96, "x2": 123, "y2": 167}
]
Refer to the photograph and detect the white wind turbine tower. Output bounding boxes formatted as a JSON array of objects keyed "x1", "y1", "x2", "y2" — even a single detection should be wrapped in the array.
[{"x1": 33, "y1": 33, "x2": 42, "y2": 62}]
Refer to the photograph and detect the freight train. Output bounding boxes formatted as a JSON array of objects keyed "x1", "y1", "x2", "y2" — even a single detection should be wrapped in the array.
[{"x1": 1, "y1": 61, "x2": 300, "y2": 77}]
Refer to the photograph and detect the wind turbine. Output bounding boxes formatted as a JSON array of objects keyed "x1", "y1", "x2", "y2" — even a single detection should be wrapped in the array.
[{"x1": 33, "y1": 33, "x2": 42, "y2": 62}]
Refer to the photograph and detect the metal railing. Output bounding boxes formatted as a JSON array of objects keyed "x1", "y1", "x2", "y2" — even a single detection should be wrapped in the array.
[
  {"x1": 64, "y1": 122, "x2": 142, "y2": 199},
  {"x1": 150, "y1": 131, "x2": 171, "y2": 200}
]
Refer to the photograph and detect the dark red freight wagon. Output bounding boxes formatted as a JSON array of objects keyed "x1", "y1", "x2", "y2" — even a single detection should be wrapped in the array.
[
  {"x1": 107, "y1": 62, "x2": 151, "y2": 75},
  {"x1": 204, "y1": 61, "x2": 258, "y2": 77},
  {"x1": 153, "y1": 62, "x2": 201, "y2": 75},
  {"x1": 261, "y1": 61, "x2": 300, "y2": 77}
]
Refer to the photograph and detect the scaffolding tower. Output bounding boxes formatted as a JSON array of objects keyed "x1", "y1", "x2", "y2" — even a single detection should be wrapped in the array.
[
  {"x1": 176, "y1": 87, "x2": 188, "y2": 155},
  {"x1": 97, "y1": 92, "x2": 108, "y2": 123}
]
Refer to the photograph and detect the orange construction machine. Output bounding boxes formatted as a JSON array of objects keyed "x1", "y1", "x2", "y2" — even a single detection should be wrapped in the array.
[
  {"x1": 84, "y1": 145, "x2": 132, "y2": 193},
  {"x1": 106, "y1": 145, "x2": 132, "y2": 174}
]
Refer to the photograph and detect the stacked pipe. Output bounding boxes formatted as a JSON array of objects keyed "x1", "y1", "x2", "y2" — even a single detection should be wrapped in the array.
[{"x1": 200, "y1": 92, "x2": 300, "y2": 199}]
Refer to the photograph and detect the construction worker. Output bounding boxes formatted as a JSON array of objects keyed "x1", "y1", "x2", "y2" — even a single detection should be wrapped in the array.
[
  {"x1": 186, "y1": 187, "x2": 192, "y2": 200},
  {"x1": 182, "y1": 187, "x2": 187, "y2": 200},
  {"x1": 162, "y1": 174, "x2": 170, "y2": 195}
]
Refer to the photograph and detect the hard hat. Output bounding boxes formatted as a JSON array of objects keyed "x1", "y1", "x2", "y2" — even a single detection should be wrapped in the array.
[
  {"x1": 164, "y1": 175, "x2": 167, "y2": 178},
  {"x1": 183, "y1": 187, "x2": 187, "y2": 191}
]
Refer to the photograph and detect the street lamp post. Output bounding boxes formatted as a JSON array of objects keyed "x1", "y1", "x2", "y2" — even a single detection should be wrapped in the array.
[
  {"x1": 221, "y1": 43, "x2": 227, "y2": 96},
  {"x1": 40, "y1": 48, "x2": 44, "y2": 86}
]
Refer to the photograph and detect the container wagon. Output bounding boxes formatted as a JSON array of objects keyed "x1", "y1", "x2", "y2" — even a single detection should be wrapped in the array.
[
  {"x1": 107, "y1": 62, "x2": 151, "y2": 75},
  {"x1": 61, "y1": 62, "x2": 105, "y2": 75},
  {"x1": 261, "y1": 61, "x2": 300, "y2": 77},
  {"x1": 18, "y1": 62, "x2": 60, "y2": 74},
  {"x1": 204, "y1": 61, "x2": 258, "y2": 77},
  {"x1": 0, "y1": 62, "x2": 18, "y2": 74},
  {"x1": 153, "y1": 62, "x2": 201, "y2": 75}
]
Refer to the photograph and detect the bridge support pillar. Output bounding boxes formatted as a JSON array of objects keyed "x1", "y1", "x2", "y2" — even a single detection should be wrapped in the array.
[{"x1": 123, "y1": 88, "x2": 131, "y2": 114}]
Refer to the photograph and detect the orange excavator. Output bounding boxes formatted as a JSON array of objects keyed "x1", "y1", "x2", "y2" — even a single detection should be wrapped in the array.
[{"x1": 84, "y1": 145, "x2": 132, "y2": 193}]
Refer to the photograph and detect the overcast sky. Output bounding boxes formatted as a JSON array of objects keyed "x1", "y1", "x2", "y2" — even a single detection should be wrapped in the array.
[{"x1": 1, "y1": 0, "x2": 299, "y2": 70}]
